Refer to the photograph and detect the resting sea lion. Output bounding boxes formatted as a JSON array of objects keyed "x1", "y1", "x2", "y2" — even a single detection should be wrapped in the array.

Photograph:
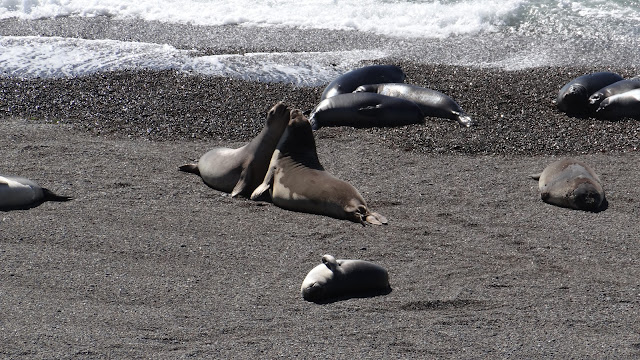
[
  {"x1": 555, "y1": 72, "x2": 623, "y2": 115},
  {"x1": 321, "y1": 64, "x2": 406, "y2": 101},
  {"x1": 595, "y1": 89, "x2": 640, "y2": 120},
  {"x1": 309, "y1": 92, "x2": 424, "y2": 130},
  {"x1": 251, "y1": 109, "x2": 387, "y2": 225},
  {"x1": 354, "y1": 83, "x2": 475, "y2": 127},
  {"x1": 300, "y1": 254, "x2": 391, "y2": 303},
  {"x1": 588, "y1": 78, "x2": 640, "y2": 109},
  {"x1": 530, "y1": 158, "x2": 605, "y2": 212},
  {"x1": 0, "y1": 175, "x2": 71, "y2": 210},
  {"x1": 179, "y1": 102, "x2": 289, "y2": 197}
]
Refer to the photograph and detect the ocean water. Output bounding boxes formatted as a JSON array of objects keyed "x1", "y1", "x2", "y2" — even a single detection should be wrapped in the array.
[{"x1": 1, "y1": 0, "x2": 639, "y2": 84}]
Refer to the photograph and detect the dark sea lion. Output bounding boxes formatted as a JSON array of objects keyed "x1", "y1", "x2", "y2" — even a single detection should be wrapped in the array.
[
  {"x1": 309, "y1": 92, "x2": 424, "y2": 130},
  {"x1": 354, "y1": 83, "x2": 475, "y2": 127},
  {"x1": 595, "y1": 89, "x2": 640, "y2": 120},
  {"x1": 321, "y1": 64, "x2": 406, "y2": 101},
  {"x1": 0, "y1": 175, "x2": 71, "y2": 211},
  {"x1": 588, "y1": 78, "x2": 640, "y2": 109},
  {"x1": 555, "y1": 71, "x2": 623, "y2": 115},
  {"x1": 179, "y1": 102, "x2": 289, "y2": 198},
  {"x1": 300, "y1": 254, "x2": 391, "y2": 303},
  {"x1": 251, "y1": 109, "x2": 387, "y2": 225},
  {"x1": 530, "y1": 158, "x2": 605, "y2": 212}
]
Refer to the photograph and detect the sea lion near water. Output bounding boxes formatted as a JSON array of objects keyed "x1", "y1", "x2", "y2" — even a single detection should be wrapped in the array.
[
  {"x1": 530, "y1": 158, "x2": 605, "y2": 212},
  {"x1": 308, "y1": 92, "x2": 424, "y2": 130},
  {"x1": 320, "y1": 64, "x2": 406, "y2": 101},
  {"x1": 0, "y1": 175, "x2": 72, "y2": 211},
  {"x1": 588, "y1": 78, "x2": 640, "y2": 109},
  {"x1": 179, "y1": 102, "x2": 290, "y2": 198},
  {"x1": 354, "y1": 83, "x2": 475, "y2": 127},
  {"x1": 250, "y1": 109, "x2": 387, "y2": 225},
  {"x1": 300, "y1": 254, "x2": 391, "y2": 303},
  {"x1": 595, "y1": 88, "x2": 640, "y2": 120},
  {"x1": 555, "y1": 72, "x2": 623, "y2": 116}
]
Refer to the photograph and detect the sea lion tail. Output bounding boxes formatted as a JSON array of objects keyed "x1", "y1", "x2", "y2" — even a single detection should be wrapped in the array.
[
  {"x1": 179, "y1": 163, "x2": 200, "y2": 175},
  {"x1": 42, "y1": 188, "x2": 72, "y2": 202}
]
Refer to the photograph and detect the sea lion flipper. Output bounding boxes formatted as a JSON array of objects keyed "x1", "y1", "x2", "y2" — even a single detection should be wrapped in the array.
[
  {"x1": 453, "y1": 112, "x2": 475, "y2": 127},
  {"x1": 321, "y1": 255, "x2": 339, "y2": 271},
  {"x1": 178, "y1": 163, "x2": 199, "y2": 176},
  {"x1": 42, "y1": 188, "x2": 72, "y2": 202},
  {"x1": 250, "y1": 149, "x2": 280, "y2": 201},
  {"x1": 231, "y1": 165, "x2": 253, "y2": 198},
  {"x1": 366, "y1": 212, "x2": 388, "y2": 226},
  {"x1": 357, "y1": 105, "x2": 383, "y2": 117},
  {"x1": 529, "y1": 173, "x2": 541, "y2": 180}
]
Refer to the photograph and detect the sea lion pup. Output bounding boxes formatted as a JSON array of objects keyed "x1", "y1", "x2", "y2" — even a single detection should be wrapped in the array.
[
  {"x1": 588, "y1": 78, "x2": 640, "y2": 109},
  {"x1": 530, "y1": 158, "x2": 605, "y2": 212},
  {"x1": 354, "y1": 83, "x2": 475, "y2": 127},
  {"x1": 301, "y1": 254, "x2": 391, "y2": 303},
  {"x1": 595, "y1": 88, "x2": 640, "y2": 120},
  {"x1": 250, "y1": 109, "x2": 387, "y2": 225},
  {"x1": 321, "y1": 64, "x2": 406, "y2": 101},
  {"x1": 308, "y1": 92, "x2": 424, "y2": 130},
  {"x1": 179, "y1": 102, "x2": 290, "y2": 198},
  {"x1": 0, "y1": 175, "x2": 72, "y2": 211},
  {"x1": 554, "y1": 71, "x2": 623, "y2": 116}
]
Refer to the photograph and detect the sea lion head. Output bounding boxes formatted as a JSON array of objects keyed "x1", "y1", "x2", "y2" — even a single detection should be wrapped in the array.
[
  {"x1": 571, "y1": 182, "x2": 604, "y2": 211},
  {"x1": 559, "y1": 84, "x2": 589, "y2": 114},
  {"x1": 300, "y1": 255, "x2": 339, "y2": 302}
]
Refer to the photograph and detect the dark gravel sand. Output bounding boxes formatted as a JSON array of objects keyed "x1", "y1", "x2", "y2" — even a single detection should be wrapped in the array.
[
  {"x1": 2, "y1": 56, "x2": 640, "y2": 357},
  {"x1": 2, "y1": 63, "x2": 639, "y2": 154}
]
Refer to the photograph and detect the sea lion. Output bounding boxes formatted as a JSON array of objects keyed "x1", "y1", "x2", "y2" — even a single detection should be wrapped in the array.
[
  {"x1": 300, "y1": 254, "x2": 391, "y2": 303},
  {"x1": 588, "y1": 78, "x2": 640, "y2": 109},
  {"x1": 308, "y1": 92, "x2": 424, "y2": 130},
  {"x1": 321, "y1": 64, "x2": 406, "y2": 101},
  {"x1": 555, "y1": 71, "x2": 623, "y2": 115},
  {"x1": 0, "y1": 175, "x2": 71, "y2": 211},
  {"x1": 250, "y1": 109, "x2": 387, "y2": 225},
  {"x1": 354, "y1": 83, "x2": 475, "y2": 127},
  {"x1": 530, "y1": 158, "x2": 605, "y2": 212},
  {"x1": 595, "y1": 88, "x2": 640, "y2": 120},
  {"x1": 179, "y1": 102, "x2": 289, "y2": 197}
]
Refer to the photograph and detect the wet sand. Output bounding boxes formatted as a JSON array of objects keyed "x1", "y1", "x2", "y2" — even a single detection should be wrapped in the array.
[{"x1": 2, "y1": 19, "x2": 640, "y2": 359}]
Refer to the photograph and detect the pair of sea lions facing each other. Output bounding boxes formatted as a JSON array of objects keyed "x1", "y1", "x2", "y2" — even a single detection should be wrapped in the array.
[
  {"x1": 180, "y1": 102, "x2": 387, "y2": 226},
  {"x1": 0, "y1": 175, "x2": 72, "y2": 211},
  {"x1": 531, "y1": 158, "x2": 606, "y2": 212},
  {"x1": 555, "y1": 71, "x2": 640, "y2": 119},
  {"x1": 311, "y1": 65, "x2": 475, "y2": 129}
]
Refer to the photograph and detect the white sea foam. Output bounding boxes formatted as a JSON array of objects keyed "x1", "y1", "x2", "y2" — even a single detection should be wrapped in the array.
[
  {"x1": 2, "y1": 0, "x2": 637, "y2": 40},
  {"x1": 0, "y1": 0, "x2": 527, "y2": 38},
  {"x1": 0, "y1": 36, "x2": 386, "y2": 84}
]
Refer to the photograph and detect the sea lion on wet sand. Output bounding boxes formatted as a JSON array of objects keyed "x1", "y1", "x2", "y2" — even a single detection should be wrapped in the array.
[
  {"x1": 250, "y1": 109, "x2": 387, "y2": 225},
  {"x1": 300, "y1": 254, "x2": 391, "y2": 303},
  {"x1": 555, "y1": 71, "x2": 623, "y2": 116},
  {"x1": 309, "y1": 92, "x2": 424, "y2": 130},
  {"x1": 179, "y1": 102, "x2": 289, "y2": 198},
  {"x1": 321, "y1": 64, "x2": 406, "y2": 101},
  {"x1": 354, "y1": 83, "x2": 475, "y2": 127},
  {"x1": 595, "y1": 88, "x2": 640, "y2": 120},
  {"x1": 0, "y1": 175, "x2": 71, "y2": 211},
  {"x1": 530, "y1": 158, "x2": 605, "y2": 212},
  {"x1": 588, "y1": 78, "x2": 640, "y2": 109}
]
